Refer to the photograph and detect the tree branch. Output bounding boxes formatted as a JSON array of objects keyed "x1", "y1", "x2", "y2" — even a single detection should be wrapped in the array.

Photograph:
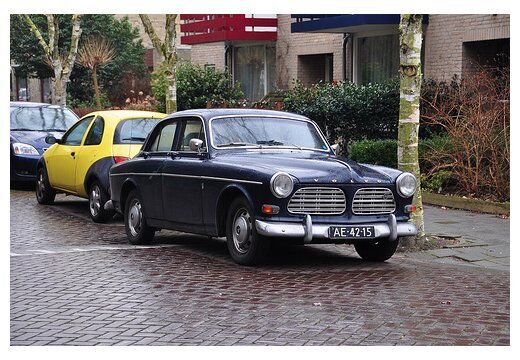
[
  {"x1": 22, "y1": 14, "x2": 51, "y2": 60},
  {"x1": 139, "y1": 14, "x2": 164, "y2": 56},
  {"x1": 62, "y1": 14, "x2": 82, "y2": 80}
]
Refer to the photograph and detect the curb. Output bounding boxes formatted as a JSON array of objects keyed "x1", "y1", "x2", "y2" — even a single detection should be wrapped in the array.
[{"x1": 422, "y1": 191, "x2": 509, "y2": 215}]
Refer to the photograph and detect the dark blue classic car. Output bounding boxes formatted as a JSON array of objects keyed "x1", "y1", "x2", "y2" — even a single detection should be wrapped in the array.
[
  {"x1": 108, "y1": 109, "x2": 418, "y2": 265},
  {"x1": 10, "y1": 102, "x2": 78, "y2": 183}
]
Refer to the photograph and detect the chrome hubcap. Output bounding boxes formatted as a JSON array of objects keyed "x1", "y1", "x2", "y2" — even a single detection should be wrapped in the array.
[
  {"x1": 128, "y1": 200, "x2": 142, "y2": 236},
  {"x1": 36, "y1": 172, "x2": 45, "y2": 198},
  {"x1": 89, "y1": 185, "x2": 101, "y2": 216},
  {"x1": 232, "y1": 208, "x2": 252, "y2": 254}
]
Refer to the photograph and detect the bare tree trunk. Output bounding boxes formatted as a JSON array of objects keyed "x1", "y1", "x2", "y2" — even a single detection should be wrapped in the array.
[
  {"x1": 398, "y1": 14, "x2": 425, "y2": 242},
  {"x1": 139, "y1": 14, "x2": 178, "y2": 113},
  {"x1": 92, "y1": 65, "x2": 101, "y2": 109},
  {"x1": 23, "y1": 14, "x2": 82, "y2": 106}
]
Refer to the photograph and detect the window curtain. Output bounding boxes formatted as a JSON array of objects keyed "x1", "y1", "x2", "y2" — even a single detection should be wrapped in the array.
[
  {"x1": 234, "y1": 45, "x2": 266, "y2": 101},
  {"x1": 356, "y1": 34, "x2": 399, "y2": 84}
]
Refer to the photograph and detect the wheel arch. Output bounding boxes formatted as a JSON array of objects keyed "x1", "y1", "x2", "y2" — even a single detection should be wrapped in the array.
[
  {"x1": 120, "y1": 178, "x2": 140, "y2": 212},
  {"x1": 215, "y1": 184, "x2": 255, "y2": 237},
  {"x1": 83, "y1": 157, "x2": 115, "y2": 195}
]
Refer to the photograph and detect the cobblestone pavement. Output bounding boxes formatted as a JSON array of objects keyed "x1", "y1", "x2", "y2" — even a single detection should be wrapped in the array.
[{"x1": 10, "y1": 190, "x2": 510, "y2": 346}]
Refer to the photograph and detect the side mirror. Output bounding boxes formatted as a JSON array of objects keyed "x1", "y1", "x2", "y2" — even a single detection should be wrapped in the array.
[
  {"x1": 189, "y1": 138, "x2": 204, "y2": 153},
  {"x1": 331, "y1": 143, "x2": 339, "y2": 155},
  {"x1": 45, "y1": 135, "x2": 59, "y2": 144}
]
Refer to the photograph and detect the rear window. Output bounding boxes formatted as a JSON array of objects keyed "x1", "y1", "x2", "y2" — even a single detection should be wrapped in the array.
[{"x1": 113, "y1": 117, "x2": 161, "y2": 144}]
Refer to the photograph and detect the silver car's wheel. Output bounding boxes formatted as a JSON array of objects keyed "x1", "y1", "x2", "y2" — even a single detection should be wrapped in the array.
[
  {"x1": 36, "y1": 172, "x2": 45, "y2": 199},
  {"x1": 128, "y1": 200, "x2": 143, "y2": 237},
  {"x1": 232, "y1": 208, "x2": 252, "y2": 254},
  {"x1": 35, "y1": 167, "x2": 55, "y2": 205},
  {"x1": 89, "y1": 185, "x2": 102, "y2": 217},
  {"x1": 124, "y1": 189, "x2": 155, "y2": 245}
]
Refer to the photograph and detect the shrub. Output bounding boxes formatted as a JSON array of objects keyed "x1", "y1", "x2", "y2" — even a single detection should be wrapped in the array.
[
  {"x1": 421, "y1": 66, "x2": 509, "y2": 201},
  {"x1": 282, "y1": 79, "x2": 400, "y2": 145},
  {"x1": 348, "y1": 139, "x2": 398, "y2": 168},
  {"x1": 347, "y1": 135, "x2": 451, "y2": 170},
  {"x1": 152, "y1": 62, "x2": 244, "y2": 112},
  {"x1": 421, "y1": 170, "x2": 453, "y2": 193}
]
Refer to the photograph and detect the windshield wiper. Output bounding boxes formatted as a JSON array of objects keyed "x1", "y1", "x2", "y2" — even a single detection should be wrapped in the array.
[
  {"x1": 257, "y1": 139, "x2": 302, "y2": 150},
  {"x1": 219, "y1": 142, "x2": 261, "y2": 148},
  {"x1": 11, "y1": 128, "x2": 36, "y2": 131}
]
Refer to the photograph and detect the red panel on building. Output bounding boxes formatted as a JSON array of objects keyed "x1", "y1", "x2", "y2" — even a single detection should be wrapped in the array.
[{"x1": 180, "y1": 14, "x2": 277, "y2": 45}]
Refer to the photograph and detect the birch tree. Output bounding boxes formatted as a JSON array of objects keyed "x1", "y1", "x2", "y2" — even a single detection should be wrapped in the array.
[
  {"x1": 398, "y1": 14, "x2": 425, "y2": 239},
  {"x1": 23, "y1": 14, "x2": 82, "y2": 106},
  {"x1": 139, "y1": 14, "x2": 178, "y2": 113}
]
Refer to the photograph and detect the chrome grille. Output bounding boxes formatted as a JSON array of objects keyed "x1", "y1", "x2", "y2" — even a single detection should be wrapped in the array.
[
  {"x1": 288, "y1": 187, "x2": 346, "y2": 215},
  {"x1": 352, "y1": 188, "x2": 396, "y2": 215}
]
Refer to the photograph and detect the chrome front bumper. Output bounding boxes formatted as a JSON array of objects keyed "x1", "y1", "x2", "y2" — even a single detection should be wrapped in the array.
[{"x1": 255, "y1": 214, "x2": 417, "y2": 243}]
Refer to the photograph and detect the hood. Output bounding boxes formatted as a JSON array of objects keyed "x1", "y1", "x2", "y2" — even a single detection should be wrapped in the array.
[
  {"x1": 213, "y1": 150, "x2": 400, "y2": 184},
  {"x1": 10, "y1": 130, "x2": 64, "y2": 153}
]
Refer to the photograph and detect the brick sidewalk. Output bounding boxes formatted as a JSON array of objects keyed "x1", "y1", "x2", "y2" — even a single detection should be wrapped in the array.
[{"x1": 10, "y1": 190, "x2": 510, "y2": 345}]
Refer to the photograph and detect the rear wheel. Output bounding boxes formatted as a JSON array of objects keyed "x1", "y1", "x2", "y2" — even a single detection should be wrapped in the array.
[
  {"x1": 35, "y1": 167, "x2": 56, "y2": 205},
  {"x1": 354, "y1": 238, "x2": 399, "y2": 262},
  {"x1": 226, "y1": 197, "x2": 270, "y2": 265},
  {"x1": 124, "y1": 189, "x2": 155, "y2": 245},
  {"x1": 88, "y1": 181, "x2": 113, "y2": 223}
]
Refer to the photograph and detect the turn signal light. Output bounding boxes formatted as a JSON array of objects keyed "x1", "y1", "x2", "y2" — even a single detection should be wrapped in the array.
[
  {"x1": 262, "y1": 204, "x2": 280, "y2": 215},
  {"x1": 113, "y1": 156, "x2": 130, "y2": 164},
  {"x1": 404, "y1": 204, "x2": 417, "y2": 213}
]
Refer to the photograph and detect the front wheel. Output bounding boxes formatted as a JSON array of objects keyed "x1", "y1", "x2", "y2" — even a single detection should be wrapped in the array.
[
  {"x1": 226, "y1": 197, "x2": 270, "y2": 266},
  {"x1": 354, "y1": 238, "x2": 399, "y2": 262},
  {"x1": 124, "y1": 189, "x2": 155, "y2": 245},
  {"x1": 88, "y1": 181, "x2": 113, "y2": 223},
  {"x1": 35, "y1": 167, "x2": 56, "y2": 205}
]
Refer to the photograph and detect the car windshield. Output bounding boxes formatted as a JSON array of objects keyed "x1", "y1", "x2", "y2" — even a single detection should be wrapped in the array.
[
  {"x1": 10, "y1": 105, "x2": 78, "y2": 132},
  {"x1": 113, "y1": 117, "x2": 162, "y2": 144},
  {"x1": 211, "y1": 116, "x2": 329, "y2": 151}
]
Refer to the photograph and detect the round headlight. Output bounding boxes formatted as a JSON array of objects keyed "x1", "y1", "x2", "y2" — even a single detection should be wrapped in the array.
[
  {"x1": 270, "y1": 172, "x2": 294, "y2": 198},
  {"x1": 396, "y1": 172, "x2": 417, "y2": 198}
]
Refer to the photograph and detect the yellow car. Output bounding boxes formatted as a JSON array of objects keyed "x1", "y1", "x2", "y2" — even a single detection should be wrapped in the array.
[{"x1": 35, "y1": 110, "x2": 166, "y2": 222}]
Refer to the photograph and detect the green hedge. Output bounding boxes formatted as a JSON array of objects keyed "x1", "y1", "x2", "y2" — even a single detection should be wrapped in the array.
[
  {"x1": 348, "y1": 136, "x2": 453, "y2": 190},
  {"x1": 282, "y1": 80, "x2": 399, "y2": 144},
  {"x1": 348, "y1": 135, "x2": 452, "y2": 171}
]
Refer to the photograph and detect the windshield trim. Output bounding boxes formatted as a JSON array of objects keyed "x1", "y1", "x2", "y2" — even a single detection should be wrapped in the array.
[{"x1": 208, "y1": 115, "x2": 332, "y2": 153}]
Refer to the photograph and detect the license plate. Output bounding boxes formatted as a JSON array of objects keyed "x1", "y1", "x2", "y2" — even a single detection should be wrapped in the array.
[{"x1": 328, "y1": 226, "x2": 375, "y2": 239}]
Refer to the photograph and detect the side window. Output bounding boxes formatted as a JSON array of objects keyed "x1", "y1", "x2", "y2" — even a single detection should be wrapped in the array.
[
  {"x1": 61, "y1": 116, "x2": 95, "y2": 145},
  {"x1": 84, "y1": 117, "x2": 104, "y2": 146},
  {"x1": 179, "y1": 119, "x2": 205, "y2": 152},
  {"x1": 148, "y1": 121, "x2": 178, "y2": 152}
]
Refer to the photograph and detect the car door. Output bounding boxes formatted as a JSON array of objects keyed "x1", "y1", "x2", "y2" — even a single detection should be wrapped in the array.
[
  {"x1": 161, "y1": 117, "x2": 206, "y2": 227},
  {"x1": 47, "y1": 115, "x2": 95, "y2": 191},
  {"x1": 74, "y1": 116, "x2": 105, "y2": 196},
  {"x1": 137, "y1": 118, "x2": 180, "y2": 221}
]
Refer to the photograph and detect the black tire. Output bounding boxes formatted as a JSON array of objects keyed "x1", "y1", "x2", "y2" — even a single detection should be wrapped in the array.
[
  {"x1": 354, "y1": 238, "x2": 399, "y2": 262},
  {"x1": 35, "y1": 166, "x2": 56, "y2": 205},
  {"x1": 124, "y1": 189, "x2": 155, "y2": 245},
  {"x1": 226, "y1": 197, "x2": 270, "y2": 266},
  {"x1": 88, "y1": 180, "x2": 114, "y2": 223}
]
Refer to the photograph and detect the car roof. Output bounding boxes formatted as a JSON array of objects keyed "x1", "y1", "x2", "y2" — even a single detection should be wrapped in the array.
[
  {"x1": 168, "y1": 108, "x2": 310, "y2": 121},
  {"x1": 83, "y1": 110, "x2": 167, "y2": 122},
  {"x1": 10, "y1": 101, "x2": 70, "y2": 109}
]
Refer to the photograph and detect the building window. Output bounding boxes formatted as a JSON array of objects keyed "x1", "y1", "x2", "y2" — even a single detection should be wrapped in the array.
[
  {"x1": 297, "y1": 53, "x2": 333, "y2": 87},
  {"x1": 462, "y1": 38, "x2": 510, "y2": 78},
  {"x1": 354, "y1": 33, "x2": 399, "y2": 84},
  {"x1": 233, "y1": 44, "x2": 276, "y2": 101}
]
